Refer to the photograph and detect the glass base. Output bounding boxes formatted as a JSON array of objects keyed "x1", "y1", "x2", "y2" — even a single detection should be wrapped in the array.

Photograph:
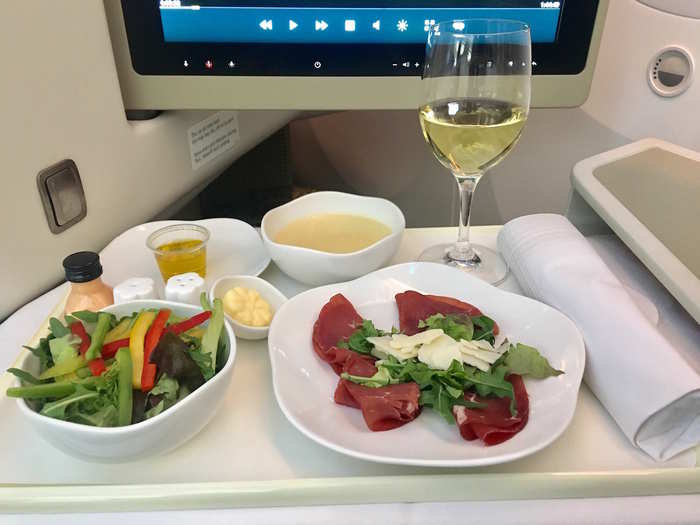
[{"x1": 417, "y1": 243, "x2": 508, "y2": 285}]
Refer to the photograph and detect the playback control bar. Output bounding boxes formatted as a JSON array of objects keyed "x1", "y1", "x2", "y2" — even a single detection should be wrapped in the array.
[{"x1": 160, "y1": 6, "x2": 561, "y2": 44}]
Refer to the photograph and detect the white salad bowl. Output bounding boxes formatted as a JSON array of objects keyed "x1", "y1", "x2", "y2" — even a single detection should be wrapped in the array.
[
  {"x1": 209, "y1": 275, "x2": 287, "y2": 340},
  {"x1": 261, "y1": 191, "x2": 406, "y2": 286},
  {"x1": 13, "y1": 300, "x2": 236, "y2": 462}
]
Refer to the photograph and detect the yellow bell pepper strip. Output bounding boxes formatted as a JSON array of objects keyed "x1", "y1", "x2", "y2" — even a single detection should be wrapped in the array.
[
  {"x1": 84, "y1": 313, "x2": 113, "y2": 361},
  {"x1": 129, "y1": 310, "x2": 157, "y2": 389},
  {"x1": 104, "y1": 317, "x2": 134, "y2": 344},
  {"x1": 39, "y1": 355, "x2": 86, "y2": 380},
  {"x1": 115, "y1": 348, "x2": 133, "y2": 426}
]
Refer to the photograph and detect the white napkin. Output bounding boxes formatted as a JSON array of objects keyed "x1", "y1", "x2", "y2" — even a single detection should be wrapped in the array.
[{"x1": 497, "y1": 214, "x2": 700, "y2": 461}]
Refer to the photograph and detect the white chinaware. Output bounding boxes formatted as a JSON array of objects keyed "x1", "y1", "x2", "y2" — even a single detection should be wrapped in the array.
[
  {"x1": 13, "y1": 300, "x2": 236, "y2": 462},
  {"x1": 261, "y1": 191, "x2": 405, "y2": 286},
  {"x1": 100, "y1": 218, "x2": 270, "y2": 289},
  {"x1": 268, "y1": 262, "x2": 586, "y2": 467},
  {"x1": 209, "y1": 275, "x2": 287, "y2": 340}
]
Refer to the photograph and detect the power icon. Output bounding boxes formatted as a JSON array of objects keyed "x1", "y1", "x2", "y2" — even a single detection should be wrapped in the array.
[{"x1": 314, "y1": 61, "x2": 322, "y2": 69}]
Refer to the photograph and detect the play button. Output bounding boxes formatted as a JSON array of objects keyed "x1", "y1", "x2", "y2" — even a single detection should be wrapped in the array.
[{"x1": 289, "y1": 20, "x2": 298, "y2": 31}]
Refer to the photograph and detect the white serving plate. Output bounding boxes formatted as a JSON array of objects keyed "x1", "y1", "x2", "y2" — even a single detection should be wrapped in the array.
[
  {"x1": 101, "y1": 218, "x2": 270, "y2": 289},
  {"x1": 268, "y1": 262, "x2": 586, "y2": 467}
]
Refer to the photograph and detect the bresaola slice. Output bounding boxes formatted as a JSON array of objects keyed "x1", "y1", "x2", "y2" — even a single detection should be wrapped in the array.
[
  {"x1": 312, "y1": 294, "x2": 364, "y2": 373},
  {"x1": 323, "y1": 346, "x2": 378, "y2": 377},
  {"x1": 395, "y1": 290, "x2": 498, "y2": 336},
  {"x1": 334, "y1": 380, "x2": 421, "y2": 431},
  {"x1": 452, "y1": 374, "x2": 529, "y2": 445}
]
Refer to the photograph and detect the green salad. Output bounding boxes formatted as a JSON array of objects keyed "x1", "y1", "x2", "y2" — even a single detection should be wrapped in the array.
[{"x1": 6, "y1": 294, "x2": 226, "y2": 427}]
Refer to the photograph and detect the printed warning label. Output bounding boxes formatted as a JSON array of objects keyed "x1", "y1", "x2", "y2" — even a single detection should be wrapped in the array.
[{"x1": 188, "y1": 111, "x2": 240, "y2": 170}]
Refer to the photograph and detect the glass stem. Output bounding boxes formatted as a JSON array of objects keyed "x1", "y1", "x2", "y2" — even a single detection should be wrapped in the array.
[{"x1": 449, "y1": 175, "x2": 480, "y2": 263}]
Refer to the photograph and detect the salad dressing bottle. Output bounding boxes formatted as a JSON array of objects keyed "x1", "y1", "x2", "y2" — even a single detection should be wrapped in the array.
[{"x1": 63, "y1": 252, "x2": 114, "y2": 314}]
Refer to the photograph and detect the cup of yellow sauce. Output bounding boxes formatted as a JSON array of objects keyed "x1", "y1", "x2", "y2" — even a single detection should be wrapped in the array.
[{"x1": 146, "y1": 224, "x2": 210, "y2": 282}]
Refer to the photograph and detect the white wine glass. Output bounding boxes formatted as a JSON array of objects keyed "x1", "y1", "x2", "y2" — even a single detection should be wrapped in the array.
[{"x1": 418, "y1": 19, "x2": 531, "y2": 284}]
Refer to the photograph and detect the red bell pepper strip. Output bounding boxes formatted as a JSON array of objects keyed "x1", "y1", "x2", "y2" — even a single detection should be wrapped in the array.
[
  {"x1": 70, "y1": 322, "x2": 90, "y2": 355},
  {"x1": 70, "y1": 322, "x2": 106, "y2": 376},
  {"x1": 101, "y1": 338, "x2": 130, "y2": 359},
  {"x1": 88, "y1": 359, "x2": 107, "y2": 377},
  {"x1": 166, "y1": 311, "x2": 211, "y2": 335},
  {"x1": 141, "y1": 309, "x2": 171, "y2": 392}
]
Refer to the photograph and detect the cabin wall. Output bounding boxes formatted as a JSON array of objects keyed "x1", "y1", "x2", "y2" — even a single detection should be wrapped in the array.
[{"x1": 0, "y1": 2, "x2": 296, "y2": 319}]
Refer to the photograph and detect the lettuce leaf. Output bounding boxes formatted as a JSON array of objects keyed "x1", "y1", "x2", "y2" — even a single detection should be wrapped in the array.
[
  {"x1": 503, "y1": 343, "x2": 564, "y2": 379},
  {"x1": 145, "y1": 374, "x2": 180, "y2": 420},
  {"x1": 187, "y1": 347, "x2": 214, "y2": 380},
  {"x1": 149, "y1": 332, "x2": 204, "y2": 391}
]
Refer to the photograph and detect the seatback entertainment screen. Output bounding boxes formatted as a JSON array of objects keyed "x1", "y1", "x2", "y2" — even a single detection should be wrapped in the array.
[{"x1": 122, "y1": 1, "x2": 600, "y2": 76}]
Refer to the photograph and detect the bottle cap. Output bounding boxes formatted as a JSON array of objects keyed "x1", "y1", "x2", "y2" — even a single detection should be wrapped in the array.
[{"x1": 63, "y1": 251, "x2": 103, "y2": 283}]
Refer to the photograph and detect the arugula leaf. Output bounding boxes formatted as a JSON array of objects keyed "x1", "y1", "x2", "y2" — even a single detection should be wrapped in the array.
[
  {"x1": 419, "y1": 378, "x2": 485, "y2": 423},
  {"x1": 504, "y1": 343, "x2": 563, "y2": 379},
  {"x1": 68, "y1": 404, "x2": 118, "y2": 427},
  {"x1": 418, "y1": 313, "x2": 474, "y2": 341},
  {"x1": 336, "y1": 319, "x2": 386, "y2": 356},
  {"x1": 472, "y1": 316, "x2": 497, "y2": 344},
  {"x1": 40, "y1": 385, "x2": 100, "y2": 420},
  {"x1": 48, "y1": 318, "x2": 69, "y2": 338},
  {"x1": 342, "y1": 357, "x2": 485, "y2": 424},
  {"x1": 464, "y1": 364, "x2": 514, "y2": 399},
  {"x1": 7, "y1": 368, "x2": 45, "y2": 385},
  {"x1": 24, "y1": 338, "x2": 54, "y2": 371}
]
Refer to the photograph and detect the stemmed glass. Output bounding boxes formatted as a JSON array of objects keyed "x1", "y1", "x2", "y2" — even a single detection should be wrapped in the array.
[{"x1": 418, "y1": 19, "x2": 531, "y2": 284}]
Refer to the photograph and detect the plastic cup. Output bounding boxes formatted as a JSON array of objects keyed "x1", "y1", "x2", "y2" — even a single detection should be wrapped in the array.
[{"x1": 146, "y1": 224, "x2": 210, "y2": 282}]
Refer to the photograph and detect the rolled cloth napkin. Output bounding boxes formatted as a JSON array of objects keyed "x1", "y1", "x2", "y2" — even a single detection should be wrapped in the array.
[{"x1": 498, "y1": 214, "x2": 700, "y2": 461}]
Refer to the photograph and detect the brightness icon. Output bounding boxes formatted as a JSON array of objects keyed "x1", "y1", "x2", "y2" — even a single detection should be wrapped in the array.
[{"x1": 397, "y1": 19, "x2": 408, "y2": 32}]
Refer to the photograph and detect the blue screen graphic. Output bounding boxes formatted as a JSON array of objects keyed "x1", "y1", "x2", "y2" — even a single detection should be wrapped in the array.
[{"x1": 160, "y1": 2, "x2": 562, "y2": 44}]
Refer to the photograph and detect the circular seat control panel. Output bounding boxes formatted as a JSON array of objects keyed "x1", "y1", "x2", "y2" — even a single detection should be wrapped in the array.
[{"x1": 648, "y1": 46, "x2": 694, "y2": 97}]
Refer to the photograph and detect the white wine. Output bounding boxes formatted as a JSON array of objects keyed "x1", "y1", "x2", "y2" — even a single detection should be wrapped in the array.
[{"x1": 419, "y1": 98, "x2": 527, "y2": 177}]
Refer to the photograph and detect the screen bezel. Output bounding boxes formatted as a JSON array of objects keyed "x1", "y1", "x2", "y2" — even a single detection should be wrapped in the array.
[{"x1": 121, "y1": 1, "x2": 600, "y2": 77}]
